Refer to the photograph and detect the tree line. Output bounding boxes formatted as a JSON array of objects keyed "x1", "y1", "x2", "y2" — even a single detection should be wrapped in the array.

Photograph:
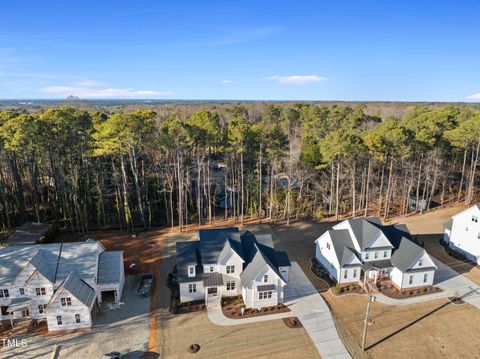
[{"x1": 0, "y1": 103, "x2": 478, "y2": 233}]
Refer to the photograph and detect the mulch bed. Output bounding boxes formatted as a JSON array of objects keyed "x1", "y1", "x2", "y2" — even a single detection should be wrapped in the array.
[
  {"x1": 379, "y1": 283, "x2": 442, "y2": 299},
  {"x1": 310, "y1": 258, "x2": 336, "y2": 286},
  {"x1": 448, "y1": 296, "x2": 466, "y2": 305},
  {"x1": 221, "y1": 296, "x2": 290, "y2": 319},
  {"x1": 282, "y1": 317, "x2": 303, "y2": 328},
  {"x1": 169, "y1": 283, "x2": 206, "y2": 314},
  {"x1": 331, "y1": 284, "x2": 366, "y2": 296}
]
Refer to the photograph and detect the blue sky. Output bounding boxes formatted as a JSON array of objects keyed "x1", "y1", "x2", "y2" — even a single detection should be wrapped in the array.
[{"x1": 1, "y1": 1, "x2": 480, "y2": 101}]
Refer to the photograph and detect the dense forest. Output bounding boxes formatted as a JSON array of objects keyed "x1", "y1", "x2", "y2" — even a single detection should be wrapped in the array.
[{"x1": 0, "y1": 103, "x2": 478, "y2": 233}]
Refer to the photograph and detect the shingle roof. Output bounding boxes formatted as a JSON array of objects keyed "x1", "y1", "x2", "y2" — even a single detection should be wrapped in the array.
[
  {"x1": 203, "y1": 272, "x2": 224, "y2": 287},
  {"x1": 28, "y1": 249, "x2": 57, "y2": 282},
  {"x1": 328, "y1": 229, "x2": 362, "y2": 267},
  {"x1": 97, "y1": 251, "x2": 123, "y2": 285},
  {"x1": 345, "y1": 218, "x2": 384, "y2": 250},
  {"x1": 176, "y1": 241, "x2": 202, "y2": 282},
  {"x1": 390, "y1": 237, "x2": 426, "y2": 272},
  {"x1": 50, "y1": 271, "x2": 96, "y2": 308},
  {"x1": 199, "y1": 228, "x2": 239, "y2": 264}
]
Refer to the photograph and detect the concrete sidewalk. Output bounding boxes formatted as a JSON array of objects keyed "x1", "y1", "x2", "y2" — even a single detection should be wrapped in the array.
[
  {"x1": 285, "y1": 262, "x2": 351, "y2": 359},
  {"x1": 375, "y1": 257, "x2": 480, "y2": 308}
]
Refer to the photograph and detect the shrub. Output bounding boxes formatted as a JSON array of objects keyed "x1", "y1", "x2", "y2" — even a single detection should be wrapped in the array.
[
  {"x1": 315, "y1": 208, "x2": 324, "y2": 220},
  {"x1": 348, "y1": 285, "x2": 355, "y2": 292},
  {"x1": 333, "y1": 285, "x2": 342, "y2": 295}
]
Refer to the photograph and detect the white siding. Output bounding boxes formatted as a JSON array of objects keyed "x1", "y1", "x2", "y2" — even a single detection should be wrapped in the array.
[
  {"x1": 449, "y1": 206, "x2": 480, "y2": 264},
  {"x1": 315, "y1": 234, "x2": 340, "y2": 281},
  {"x1": 179, "y1": 281, "x2": 204, "y2": 302},
  {"x1": 279, "y1": 266, "x2": 290, "y2": 282},
  {"x1": 391, "y1": 268, "x2": 435, "y2": 289},
  {"x1": 46, "y1": 287, "x2": 93, "y2": 331},
  {"x1": 338, "y1": 267, "x2": 361, "y2": 284}
]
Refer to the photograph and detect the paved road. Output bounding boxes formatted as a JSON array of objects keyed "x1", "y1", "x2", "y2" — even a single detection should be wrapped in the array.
[
  {"x1": 284, "y1": 262, "x2": 351, "y2": 359},
  {"x1": 376, "y1": 257, "x2": 480, "y2": 308}
]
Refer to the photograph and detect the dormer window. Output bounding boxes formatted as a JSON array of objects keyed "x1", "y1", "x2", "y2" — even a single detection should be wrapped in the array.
[
  {"x1": 209, "y1": 266, "x2": 214, "y2": 272},
  {"x1": 263, "y1": 275, "x2": 268, "y2": 283},
  {"x1": 188, "y1": 266, "x2": 195, "y2": 277}
]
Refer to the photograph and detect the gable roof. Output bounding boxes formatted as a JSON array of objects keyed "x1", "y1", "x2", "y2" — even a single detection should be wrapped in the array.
[
  {"x1": 450, "y1": 203, "x2": 480, "y2": 219},
  {"x1": 390, "y1": 237, "x2": 426, "y2": 272},
  {"x1": 176, "y1": 241, "x2": 202, "y2": 282},
  {"x1": 49, "y1": 272, "x2": 96, "y2": 308},
  {"x1": 97, "y1": 251, "x2": 123, "y2": 285},
  {"x1": 328, "y1": 229, "x2": 362, "y2": 267},
  {"x1": 344, "y1": 218, "x2": 389, "y2": 250},
  {"x1": 239, "y1": 243, "x2": 286, "y2": 287},
  {"x1": 28, "y1": 249, "x2": 57, "y2": 282},
  {"x1": 199, "y1": 228, "x2": 239, "y2": 264}
]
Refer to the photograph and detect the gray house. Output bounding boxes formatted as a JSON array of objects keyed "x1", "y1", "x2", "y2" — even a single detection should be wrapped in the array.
[
  {"x1": 176, "y1": 228, "x2": 291, "y2": 309},
  {"x1": 0, "y1": 241, "x2": 124, "y2": 332}
]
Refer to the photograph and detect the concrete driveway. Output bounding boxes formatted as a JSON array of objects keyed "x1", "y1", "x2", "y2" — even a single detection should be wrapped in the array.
[
  {"x1": 376, "y1": 257, "x2": 480, "y2": 308},
  {"x1": 284, "y1": 262, "x2": 351, "y2": 359}
]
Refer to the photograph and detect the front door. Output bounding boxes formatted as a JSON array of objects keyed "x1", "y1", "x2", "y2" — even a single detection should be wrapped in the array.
[
  {"x1": 208, "y1": 287, "x2": 218, "y2": 296},
  {"x1": 21, "y1": 309, "x2": 29, "y2": 318}
]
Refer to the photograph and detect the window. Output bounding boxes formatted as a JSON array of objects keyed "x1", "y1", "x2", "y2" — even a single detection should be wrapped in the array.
[
  {"x1": 36, "y1": 288, "x2": 46, "y2": 296},
  {"x1": 365, "y1": 253, "x2": 369, "y2": 260},
  {"x1": 263, "y1": 275, "x2": 268, "y2": 283},
  {"x1": 472, "y1": 216, "x2": 478, "y2": 223},
  {"x1": 209, "y1": 266, "x2": 214, "y2": 272},
  {"x1": 423, "y1": 273, "x2": 428, "y2": 283},
  {"x1": 418, "y1": 259, "x2": 423, "y2": 267},
  {"x1": 259, "y1": 291, "x2": 273, "y2": 300},
  {"x1": 477, "y1": 232, "x2": 480, "y2": 239},
  {"x1": 344, "y1": 270, "x2": 348, "y2": 279},
  {"x1": 383, "y1": 251, "x2": 388, "y2": 258},
  {"x1": 188, "y1": 284, "x2": 196, "y2": 293},
  {"x1": 226, "y1": 281, "x2": 235, "y2": 290},
  {"x1": 226, "y1": 265, "x2": 235, "y2": 274},
  {"x1": 466, "y1": 226, "x2": 469, "y2": 231},
  {"x1": 353, "y1": 269, "x2": 357, "y2": 277},
  {"x1": 326, "y1": 243, "x2": 331, "y2": 250},
  {"x1": 56, "y1": 316, "x2": 62, "y2": 325},
  {"x1": 409, "y1": 275, "x2": 413, "y2": 285},
  {"x1": 0, "y1": 289, "x2": 9, "y2": 298},
  {"x1": 75, "y1": 314, "x2": 81, "y2": 324},
  {"x1": 61, "y1": 297, "x2": 72, "y2": 307},
  {"x1": 374, "y1": 252, "x2": 378, "y2": 259},
  {"x1": 188, "y1": 266, "x2": 194, "y2": 275},
  {"x1": 19, "y1": 288, "x2": 25, "y2": 295},
  {"x1": 38, "y1": 304, "x2": 47, "y2": 314}
]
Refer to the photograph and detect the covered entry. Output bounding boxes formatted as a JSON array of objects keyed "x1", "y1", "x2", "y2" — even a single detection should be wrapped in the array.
[
  {"x1": 203, "y1": 272, "x2": 223, "y2": 302},
  {"x1": 6, "y1": 297, "x2": 32, "y2": 328}
]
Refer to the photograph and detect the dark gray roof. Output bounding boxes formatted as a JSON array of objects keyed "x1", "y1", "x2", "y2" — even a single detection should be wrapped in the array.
[
  {"x1": 444, "y1": 219, "x2": 453, "y2": 231},
  {"x1": 240, "y1": 243, "x2": 287, "y2": 287},
  {"x1": 390, "y1": 238, "x2": 425, "y2": 272},
  {"x1": 328, "y1": 229, "x2": 361, "y2": 267},
  {"x1": 97, "y1": 251, "x2": 123, "y2": 285},
  {"x1": 203, "y1": 272, "x2": 224, "y2": 287},
  {"x1": 257, "y1": 284, "x2": 275, "y2": 291},
  {"x1": 176, "y1": 241, "x2": 202, "y2": 282},
  {"x1": 363, "y1": 260, "x2": 393, "y2": 271},
  {"x1": 405, "y1": 266, "x2": 437, "y2": 273},
  {"x1": 50, "y1": 272, "x2": 96, "y2": 308},
  {"x1": 199, "y1": 228, "x2": 239, "y2": 264},
  {"x1": 28, "y1": 249, "x2": 57, "y2": 282},
  {"x1": 346, "y1": 218, "x2": 384, "y2": 250},
  {"x1": 6, "y1": 222, "x2": 51, "y2": 245}
]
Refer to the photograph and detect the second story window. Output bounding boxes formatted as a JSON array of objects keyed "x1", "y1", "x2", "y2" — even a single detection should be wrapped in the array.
[
  {"x1": 38, "y1": 304, "x2": 47, "y2": 314},
  {"x1": 263, "y1": 275, "x2": 268, "y2": 283},
  {"x1": 326, "y1": 243, "x2": 331, "y2": 250},
  {"x1": 36, "y1": 288, "x2": 46, "y2": 296},
  {"x1": 0, "y1": 289, "x2": 9, "y2": 298},
  {"x1": 472, "y1": 216, "x2": 478, "y2": 223},
  {"x1": 383, "y1": 251, "x2": 388, "y2": 258},
  {"x1": 374, "y1": 252, "x2": 378, "y2": 259},
  {"x1": 19, "y1": 288, "x2": 25, "y2": 295},
  {"x1": 209, "y1": 266, "x2": 214, "y2": 272},
  {"x1": 188, "y1": 266, "x2": 195, "y2": 277},
  {"x1": 365, "y1": 253, "x2": 369, "y2": 260},
  {"x1": 226, "y1": 265, "x2": 235, "y2": 274},
  {"x1": 61, "y1": 297, "x2": 72, "y2": 306},
  {"x1": 57, "y1": 316, "x2": 62, "y2": 325}
]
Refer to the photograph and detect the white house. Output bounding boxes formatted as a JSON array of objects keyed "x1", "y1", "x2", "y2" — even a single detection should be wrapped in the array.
[
  {"x1": 315, "y1": 218, "x2": 437, "y2": 292},
  {"x1": 176, "y1": 228, "x2": 291, "y2": 309},
  {"x1": 0, "y1": 241, "x2": 124, "y2": 332},
  {"x1": 444, "y1": 204, "x2": 480, "y2": 264}
]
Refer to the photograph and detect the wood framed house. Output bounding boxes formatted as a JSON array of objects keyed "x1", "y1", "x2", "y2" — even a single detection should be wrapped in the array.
[
  {"x1": 315, "y1": 218, "x2": 437, "y2": 292},
  {"x1": 176, "y1": 228, "x2": 290, "y2": 309},
  {"x1": 0, "y1": 241, "x2": 124, "y2": 332}
]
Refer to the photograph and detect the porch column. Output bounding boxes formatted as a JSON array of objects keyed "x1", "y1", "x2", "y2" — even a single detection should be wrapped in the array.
[{"x1": 9, "y1": 312, "x2": 13, "y2": 329}]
